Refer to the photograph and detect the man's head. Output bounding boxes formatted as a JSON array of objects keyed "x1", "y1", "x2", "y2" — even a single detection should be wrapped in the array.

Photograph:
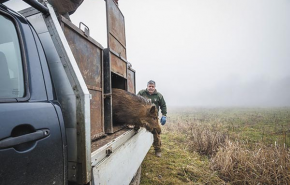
[{"x1": 147, "y1": 80, "x2": 156, "y2": 94}]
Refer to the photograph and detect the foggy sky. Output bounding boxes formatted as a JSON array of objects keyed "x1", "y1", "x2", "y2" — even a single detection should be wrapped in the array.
[
  {"x1": 72, "y1": 0, "x2": 290, "y2": 107},
  {"x1": 5, "y1": 0, "x2": 290, "y2": 107}
]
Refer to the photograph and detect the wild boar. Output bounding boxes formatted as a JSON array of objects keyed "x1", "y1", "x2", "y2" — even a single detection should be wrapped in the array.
[{"x1": 112, "y1": 88, "x2": 161, "y2": 133}]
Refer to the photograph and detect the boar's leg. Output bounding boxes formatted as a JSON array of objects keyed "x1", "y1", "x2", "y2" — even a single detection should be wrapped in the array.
[{"x1": 134, "y1": 125, "x2": 140, "y2": 131}]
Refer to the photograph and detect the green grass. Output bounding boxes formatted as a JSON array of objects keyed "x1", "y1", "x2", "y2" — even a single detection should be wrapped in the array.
[
  {"x1": 140, "y1": 133, "x2": 225, "y2": 185},
  {"x1": 168, "y1": 107, "x2": 290, "y2": 147},
  {"x1": 140, "y1": 107, "x2": 290, "y2": 185}
]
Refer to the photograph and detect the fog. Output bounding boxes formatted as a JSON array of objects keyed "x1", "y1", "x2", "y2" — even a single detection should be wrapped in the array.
[
  {"x1": 5, "y1": 0, "x2": 290, "y2": 107},
  {"x1": 72, "y1": 0, "x2": 290, "y2": 107}
]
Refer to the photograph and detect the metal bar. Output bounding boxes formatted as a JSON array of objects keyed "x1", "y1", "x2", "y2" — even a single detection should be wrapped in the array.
[
  {"x1": 103, "y1": 48, "x2": 113, "y2": 133},
  {"x1": 109, "y1": 32, "x2": 126, "y2": 50},
  {"x1": 0, "y1": 0, "x2": 9, "y2": 3},
  {"x1": 22, "y1": 0, "x2": 49, "y2": 14},
  {"x1": 79, "y1": 22, "x2": 90, "y2": 37},
  {"x1": 109, "y1": 48, "x2": 128, "y2": 63},
  {"x1": 87, "y1": 85, "x2": 102, "y2": 92}
]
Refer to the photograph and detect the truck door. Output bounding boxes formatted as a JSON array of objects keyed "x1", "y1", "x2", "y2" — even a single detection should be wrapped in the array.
[{"x1": 0, "y1": 8, "x2": 65, "y2": 185}]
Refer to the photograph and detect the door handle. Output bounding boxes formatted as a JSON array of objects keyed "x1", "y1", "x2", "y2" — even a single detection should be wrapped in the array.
[{"x1": 0, "y1": 129, "x2": 50, "y2": 149}]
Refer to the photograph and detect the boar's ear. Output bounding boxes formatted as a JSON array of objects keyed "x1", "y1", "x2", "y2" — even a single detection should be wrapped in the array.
[{"x1": 149, "y1": 105, "x2": 156, "y2": 114}]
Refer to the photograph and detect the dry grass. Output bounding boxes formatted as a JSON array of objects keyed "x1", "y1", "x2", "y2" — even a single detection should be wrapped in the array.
[
  {"x1": 168, "y1": 122, "x2": 227, "y2": 156},
  {"x1": 186, "y1": 123, "x2": 227, "y2": 156},
  {"x1": 140, "y1": 133, "x2": 226, "y2": 185},
  {"x1": 211, "y1": 140, "x2": 290, "y2": 184},
  {"x1": 141, "y1": 107, "x2": 290, "y2": 185},
  {"x1": 164, "y1": 114, "x2": 228, "y2": 156}
]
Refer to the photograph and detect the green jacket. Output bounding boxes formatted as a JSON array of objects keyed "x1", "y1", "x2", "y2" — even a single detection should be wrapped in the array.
[{"x1": 137, "y1": 89, "x2": 167, "y2": 116}]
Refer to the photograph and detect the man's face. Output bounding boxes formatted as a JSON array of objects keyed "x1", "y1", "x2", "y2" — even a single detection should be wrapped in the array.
[{"x1": 147, "y1": 84, "x2": 155, "y2": 94}]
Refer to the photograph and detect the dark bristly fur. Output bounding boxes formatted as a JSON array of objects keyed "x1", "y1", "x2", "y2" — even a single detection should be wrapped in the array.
[{"x1": 112, "y1": 88, "x2": 161, "y2": 132}]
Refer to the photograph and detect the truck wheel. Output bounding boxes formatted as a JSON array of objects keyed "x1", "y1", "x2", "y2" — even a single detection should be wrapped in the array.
[{"x1": 129, "y1": 166, "x2": 141, "y2": 185}]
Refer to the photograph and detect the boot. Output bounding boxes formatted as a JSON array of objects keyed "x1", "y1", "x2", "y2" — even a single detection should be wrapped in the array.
[{"x1": 155, "y1": 151, "x2": 161, "y2": 157}]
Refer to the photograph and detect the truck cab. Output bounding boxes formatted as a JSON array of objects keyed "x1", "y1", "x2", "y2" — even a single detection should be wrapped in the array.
[{"x1": 0, "y1": 1, "x2": 152, "y2": 184}]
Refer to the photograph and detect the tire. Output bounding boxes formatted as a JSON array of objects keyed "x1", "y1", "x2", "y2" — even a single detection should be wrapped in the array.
[{"x1": 129, "y1": 166, "x2": 142, "y2": 185}]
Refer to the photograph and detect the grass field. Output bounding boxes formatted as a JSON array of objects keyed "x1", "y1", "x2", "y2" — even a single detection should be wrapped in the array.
[{"x1": 140, "y1": 107, "x2": 290, "y2": 185}]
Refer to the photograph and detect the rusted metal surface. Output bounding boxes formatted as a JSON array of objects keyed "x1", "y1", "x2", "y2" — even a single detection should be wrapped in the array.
[
  {"x1": 110, "y1": 53, "x2": 127, "y2": 78},
  {"x1": 91, "y1": 128, "x2": 131, "y2": 152},
  {"x1": 61, "y1": 18, "x2": 105, "y2": 140},
  {"x1": 104, "y1": 0, "x2": 138, "y2": 135},
  {"x1": 113, "y1": 124, "x2": 127, "y2": 133},
  {"x1": 127, "y1": 68, "x2": 135, "y2": 94},
  {"x1": 89, "y1": 90, "x2": 104, "y2": 140},
  {"x1": 109, "y1": 34, "x2": 126, "y2": 59},
  {"x1": 63, "y1": 29, "x2": 102, "y2": 88},
  {"x1": 103, "y1": 49, "x2": 114, "y2": 134},
  {"x1": 106, "y1": 0, "x2": 126, "y2": 59}
]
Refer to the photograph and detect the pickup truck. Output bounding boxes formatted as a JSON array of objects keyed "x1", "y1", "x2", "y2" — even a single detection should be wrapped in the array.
[{"x1": 0, "y1": 0, "x2": 152, "y2": 184}]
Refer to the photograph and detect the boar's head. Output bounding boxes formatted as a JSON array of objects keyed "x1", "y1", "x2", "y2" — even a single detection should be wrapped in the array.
[{"x1": 140, "y1": 105, "x2": 161, "y2": 133}]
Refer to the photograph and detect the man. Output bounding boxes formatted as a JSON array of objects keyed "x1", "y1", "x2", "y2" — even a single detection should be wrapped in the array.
[{"x1": 138, "y1": 80, "x2": 167, "y2": 157}]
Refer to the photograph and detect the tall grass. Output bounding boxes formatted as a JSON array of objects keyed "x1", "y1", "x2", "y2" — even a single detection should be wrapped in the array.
[
  {"x1": 164, "y1": 107, "x2": 290, "y2": 184},
  {"x1": 168, "y1": 121, "x2": 227, "y2": 156},
  {"x1": 211, "y1": 140, "x2": 290, "y2": 184}
]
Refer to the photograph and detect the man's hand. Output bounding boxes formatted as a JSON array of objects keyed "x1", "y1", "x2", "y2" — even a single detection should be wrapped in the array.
[{"x1": 160, "y1": 116, "x2": 166, "y2": 125}]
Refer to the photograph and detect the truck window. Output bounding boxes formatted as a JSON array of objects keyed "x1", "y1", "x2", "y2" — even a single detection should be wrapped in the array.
[{"x1": 0, "y1": 14, "x2": 24, "y2": 98}]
